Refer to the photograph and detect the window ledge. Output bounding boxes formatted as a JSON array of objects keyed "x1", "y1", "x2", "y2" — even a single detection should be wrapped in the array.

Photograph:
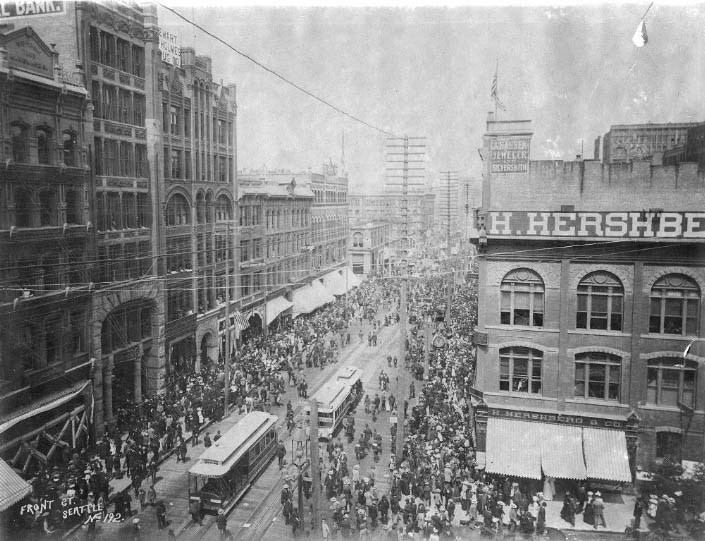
[
  {"x1": 564, "y1": 398, "x2": 627, "y2": 407},
  {"x1": 640, "y1": 334, "x2": 699, "y2": 341},
  {"x1": 568, "y1": 329, "x2": 631, "y2": 337},
  {"x1": 637, "y1": 403, "x2": 702, "y2": 414},
  {"x1": 485, "y1": 324, "x2": 559, "y2": 333}
]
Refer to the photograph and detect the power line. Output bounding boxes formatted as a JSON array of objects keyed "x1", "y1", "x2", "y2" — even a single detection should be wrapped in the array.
[{"x1": 157, "y1": 3, "x2": 402, "y2": 139}]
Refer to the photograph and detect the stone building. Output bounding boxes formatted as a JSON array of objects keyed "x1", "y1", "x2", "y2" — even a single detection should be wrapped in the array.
[
  {"x1": 602, "y1": 122, "x2": 698, "y2": 164},
  {"x1": 472, "y1": 116, "x2": 705, "y2": 487},
  {"x1": 160, "y1": 48, "x2": 238, "y2": 373},
  {"x1": 0, "y1": 24, "x2": 95, "y2": 472},
  {"x1": 349, "y1": 222, "x2": 395, "y2": 276}
]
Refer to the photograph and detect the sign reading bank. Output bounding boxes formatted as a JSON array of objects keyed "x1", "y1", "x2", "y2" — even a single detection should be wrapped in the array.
[
  {"x1": 0, "y1": 1, "x2": 63, "y2": 19},
  {"x1": 487, "y1": 211, "x2": 705, "y2": 239}
]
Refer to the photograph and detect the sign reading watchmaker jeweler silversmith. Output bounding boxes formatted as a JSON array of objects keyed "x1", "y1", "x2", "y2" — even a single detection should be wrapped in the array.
[
  {"x1": 489, "y1": 136, "x2": 530, "y2": 174},
  {"x1": 486, "y1": 211, "x2": 705, "y2": 239}
]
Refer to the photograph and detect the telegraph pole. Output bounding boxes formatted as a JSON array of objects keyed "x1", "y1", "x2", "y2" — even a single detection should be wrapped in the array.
[
  {"x1": 309, "y1": 400, "x2": 320, "y2": 533},
  {"x1": 440, "y1": 171, "x2": 458, "y2": 323},
  {"x1": 224, "y1": 220, "x2": 231, "y2": 418},
  {"x1": 385, "y1": 135, "x2": 425, "y2": 462}
]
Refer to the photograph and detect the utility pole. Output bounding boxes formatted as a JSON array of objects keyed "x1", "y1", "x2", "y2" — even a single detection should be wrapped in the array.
[
  {"x1": 385, "y1": 135, "x2": 425, "y2": 462},
  {"x1": 440, "y1": 171, "x2": 458, "y2": 323},
  {"x1": 224, "y1": 220, "x2": 231, "y2": 419},
  {"x1": 309, "y1": 399, "x2": 320, "y2": 533}
]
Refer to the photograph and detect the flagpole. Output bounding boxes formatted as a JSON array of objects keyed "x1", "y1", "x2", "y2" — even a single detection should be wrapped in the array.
[{"x1": 641, "y1": 2, "x2": 653, "y2": 20}]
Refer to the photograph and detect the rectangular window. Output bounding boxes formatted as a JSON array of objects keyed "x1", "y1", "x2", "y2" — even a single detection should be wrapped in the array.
[
  {"x1": 92, "y1": 81, "x2": 102, "y2": 118},
  {"x1": 94, "y1": 137, "x2": 103, "y2": 176},
  {"x1": 185, "y1": 151, "x2": 191, "y2": 180},
  {"x1": 135, "y1": 144, "x2": 147, "y2": 178},
  {"x1": 132, "y1": 45, "x2": 144, "y2": 78},
  {"x1": 220, "y1": 156, "x2": 227, "y2": 182},
  {"x1": 163, "y1": 147, "x2": 170, "y2": 179},
  {"x1": 89, "y1": 26, "x2": 100, "y2": 62},
  {"x1": 184, "y1": 110, "x2": 191, "y2": 137},
  {"x1": 133, "y1": 94, "x2": 145, "y2": 126},
  {"x1": 116, "y1": 39, "x2": 130, "y2": 72},
  {"x1": 171, "y1": 149, "x2": 182, "y2": 179},
  {"x1": 170, "y1": 106, "x2": 179, "y2": 135},
  {"x1": 218, "y1": 119, "x2": 226, "y2": 144}
]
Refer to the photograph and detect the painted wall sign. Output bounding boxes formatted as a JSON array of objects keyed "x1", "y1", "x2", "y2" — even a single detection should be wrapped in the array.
[
  {"x1": 4, "y1": 29, "x2": 53, "y2": 78},
  {"x1": 488, "y1": 407, "x2": 625, "y2": 429},
  {"x1": 489, "y1": 136, "x2": 530, "y2": 174},
  {"x1": 158, "y1": 27, "x2": 181, "y2": 67},
  {"x1": 487, "y1": 211, "x2": 705, "y2": 239},
  {"x1": 0, "y1": 1, "x2": 63, "y2": 19}
]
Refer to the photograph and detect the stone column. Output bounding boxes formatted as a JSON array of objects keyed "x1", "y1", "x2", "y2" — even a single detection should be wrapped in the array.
[{"x1": 104, "y1": 359, "x2": 114, "y2": 427}]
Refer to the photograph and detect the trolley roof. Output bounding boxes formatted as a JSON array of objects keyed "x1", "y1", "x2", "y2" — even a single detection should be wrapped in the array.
[
  {"x1": 335, "y1": 366, "x2": 362, "y2": 384},
  {"x1": 309, "y1": 381, "x2": 351, "y2": 410},
  {"x1": 189, "y1": 411, "x2": 277, "y2": 478}
]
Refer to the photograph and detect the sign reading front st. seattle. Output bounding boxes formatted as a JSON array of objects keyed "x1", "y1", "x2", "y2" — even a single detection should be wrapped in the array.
[{"x1": 486, "y1": 211, "x2": 705, "y2": 239}]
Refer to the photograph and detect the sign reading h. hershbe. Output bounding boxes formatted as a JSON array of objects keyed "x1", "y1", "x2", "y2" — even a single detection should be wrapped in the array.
[{"x1": 487, "y1": 211, "x2": 705, "y2": 239}]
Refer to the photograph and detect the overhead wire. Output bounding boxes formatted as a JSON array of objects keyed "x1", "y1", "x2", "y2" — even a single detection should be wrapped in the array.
[{"x1": 157, "y1": 2, "x2": 401, "y2": 139}]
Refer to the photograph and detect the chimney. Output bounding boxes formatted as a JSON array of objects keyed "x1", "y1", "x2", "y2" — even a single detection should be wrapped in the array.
[{"x1": 594, "y1": 136, "x2": 601, "y2": 160}]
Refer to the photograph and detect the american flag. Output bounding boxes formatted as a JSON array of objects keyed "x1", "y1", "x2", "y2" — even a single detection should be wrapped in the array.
[
  {"x1": 491, "y1": 61, "x2": 507, "y2": 112},
  {"x1": 233, "y1": 311, "x2": 249, "y2": 331}
]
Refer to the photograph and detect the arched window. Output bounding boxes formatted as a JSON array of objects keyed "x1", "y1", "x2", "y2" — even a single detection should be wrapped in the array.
[
  {"x1": 352, "y1": 232, "x2": 363, "y2": 248},
  {"x1": 39, "y1": 190, "x2": 56, "y2": 226},
  {"x1": 66, "y1": 189, "x2": 82, "y2": 224},
  {"x1": 577, "y1": 271, "x2": 623, "y2": 331},
  {"x1": 166, "y1": 194, "x2": 190, "y2": 226},
  {"x1": 499, "y1": 347, "x2": 542, "y2": 394},
  {"x1": 574, "y1": 352, "x2": 621, "y2": 401},
  {"x1": 647, "y1": 357, "x2": 697, "y2": 408},
  {"x1": 216, "y1": 195, "x2": 232, "y2": 221},
  {"x1": 649, "y1": 274, "x2": 700, "y2": 335},
  {"x1": 196, "y1": 193, "x2": 206, "y2": 224},
  {"x1": 11, "y1": 122, "x2": 28, "y2": 162},
  {"x1": 14, "y1": 188, "x2": 32, "y2": 228},
  {"x1": 36, "y1": 127, "x2": 52, "y2": 164},
  {"x1": 63, "y1": 131, "x2": 77, "y2": 167},
  {"x1": 500, "y1": 268, "x2": 544, "y2": 326}
]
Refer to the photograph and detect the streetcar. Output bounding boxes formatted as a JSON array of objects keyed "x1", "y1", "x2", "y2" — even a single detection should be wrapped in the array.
[
  {"x1": 305, "y1": 378, "x2": 361, "y2": 440},
  {"x1": 334, "y1": 365, "x2": 363, "y2": 395},
  {"x1": 188, "y1": 411, "x2": 278, "y2": 514}
]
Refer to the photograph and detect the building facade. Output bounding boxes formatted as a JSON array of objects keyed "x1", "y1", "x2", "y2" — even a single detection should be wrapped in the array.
[
  {"x1": 160, "y1": 48, "x2": 238, "y2": 374},
  {"x1": 472, "y1": 117, "x2": 705, "y2": 486},
  {"x1": 0, "y1": 25, "x2": 95, "y2": 471},
  {"x1": 349, "y1": 222, "x2": 395, "y2": 276},
  {"x1": 602, "y1": 122, "x2": 698, "y2": 164}
]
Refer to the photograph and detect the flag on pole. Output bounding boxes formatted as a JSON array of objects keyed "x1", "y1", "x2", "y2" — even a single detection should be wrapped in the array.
[
  {"x1": 632, "y1": 19, "x2": 648, "y2": 47},
  {"x1": 491, "y1": 61, "x2": 507, "y2": 111}
]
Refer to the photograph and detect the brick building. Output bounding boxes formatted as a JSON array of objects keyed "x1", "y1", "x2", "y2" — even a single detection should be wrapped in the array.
[
  {"x1": 0, "y1": 25, "x2": 95, "y2": 471},
  {"x1": 602, "y1": 122, "x2": 697, "y2": 164},
  {"x1": 472, "y1": 116, "x2": 705, "y2": 489}
]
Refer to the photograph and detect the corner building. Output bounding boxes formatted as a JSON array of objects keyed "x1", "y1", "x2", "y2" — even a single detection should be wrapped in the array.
[{"x1": 472, "y1": 116, "x2": 705, "y2": 490}]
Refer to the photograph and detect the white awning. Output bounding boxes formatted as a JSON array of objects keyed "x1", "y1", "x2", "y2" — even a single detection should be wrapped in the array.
[
  {"x1": 582, "y1": 427, "x2": 632, "y2": 482},
  {"x1": 292, "y1": 284, "x2": 316, "y2": 317},
  {"x1": 310, "y1": 279, "x2": 335, "y2": 309},
  {"x1": 0, "y1": 380, "x2": 90, "y2": 436},
  {"x1": 0, "y1": 459, "x2": 31, "y2": 511},
  {"x1": 321, "y1": 270, "x2": 347, "y2": 296},
  {"x1": 266, "y1": 296, "x2": 293, "y2": 325}
]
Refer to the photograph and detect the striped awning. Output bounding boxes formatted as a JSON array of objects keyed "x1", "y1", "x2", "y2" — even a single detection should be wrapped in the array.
[
  {"x1": 292, "y1": 284, "x2": 316, "y2": 317},
  {"x1": 265, "y1": 296, "x2": 293, "y2": 325},
  {"x1": 0, "y1": 459, "x2": 31, "y2": 511},
  {"x1": 321, "y1": 270, "x2": 347, "y2": 296},
  {"x1": 539, "y1": 425, "x2": 587, "y2": 480},
  {"x1": 583, "y1": 428, "x2": 632, "y2": 483},
  {"x1": 486, "y1": 418, "x2": 542, "y2": 480}
]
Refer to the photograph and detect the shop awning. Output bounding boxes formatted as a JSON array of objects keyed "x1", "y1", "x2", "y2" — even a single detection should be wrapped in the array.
[
  {"x1": 341, "y1": 267, "x2": 362, "y2": 290},
  {"x1": 292, "y1": 284, "x2": 316, "y2": 317},
  {"x1": 539, "y1": 424, "x2": 587, "y2": 480},
  {"x1": 265, "y1": 296, "x2": 293, "y2": 325},
  {"x1": 310, "y1": 279, "x2": 335, "y2": 309},
  {"x1": 485, "y1": 418, "x2": 542, "y2": 480},
  {"x1": 321, "y1": 270, "x2": 347, "y2": 296},
  {"x1": 0, "y1": 458, "x2": 31, "y2": 511},
  {"x1": 582, "y1": 428, "x2": 632, "y2": 482}
]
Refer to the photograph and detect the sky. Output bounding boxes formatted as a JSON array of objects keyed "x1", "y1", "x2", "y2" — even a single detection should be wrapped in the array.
[{"x1": 157, "y1": 2, "x2": 705, "y2": 193}]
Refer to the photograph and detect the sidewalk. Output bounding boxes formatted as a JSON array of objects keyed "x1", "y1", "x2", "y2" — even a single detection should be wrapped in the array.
[{"x1": 66, "y1": 319, "x2": 385, "y2": 540}]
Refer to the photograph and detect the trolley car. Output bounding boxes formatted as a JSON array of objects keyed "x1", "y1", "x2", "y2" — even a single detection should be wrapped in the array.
[
  {"x1": 335, "y1": 365, "x2": 363, "y2": 394},
  {"x1": 188, "y1": 411, "x2": 278, "y2": 513},
  {"x1": 305, "y1": 375, "x2": 361, "y2": 440}
]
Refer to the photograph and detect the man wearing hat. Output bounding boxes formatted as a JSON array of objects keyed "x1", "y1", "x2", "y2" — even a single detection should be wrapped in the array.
[
  {"x1": 592, "y1": 491, "x2": 606, "y2": 529},
  {"x1": 216, "y1": 509, "x2": 227, "y2": 533}
]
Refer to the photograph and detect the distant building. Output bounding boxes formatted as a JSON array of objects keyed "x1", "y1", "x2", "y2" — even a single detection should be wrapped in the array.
[
  {"x1": 602, "y1": 122, "x2": 697, "y2": 164},
  {"x1": 472, "y1": 115, "x2": 705, "y2": 486},
  {"x1": 349, "y1": 222, "x2": 395, "y2": 276}
]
